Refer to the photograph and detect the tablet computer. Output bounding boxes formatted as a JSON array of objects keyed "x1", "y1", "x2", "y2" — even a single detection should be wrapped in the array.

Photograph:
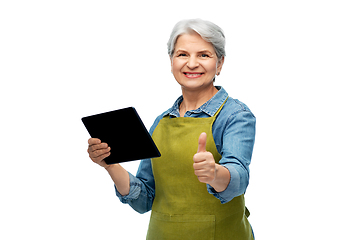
[{"x1": 82, "y1": 107, "x2": 161, "y2": 164}]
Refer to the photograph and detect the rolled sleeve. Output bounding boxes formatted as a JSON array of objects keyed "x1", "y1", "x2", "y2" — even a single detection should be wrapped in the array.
[
  {"x1": 114, "y1": 161, "x2": 156, "y2": 214},
  {"x1": 115, "y1": 172, "x2": 142, "y2": 203},
  {"x1": 206, "y1": 165, "x2": 240, "y2": 204}
]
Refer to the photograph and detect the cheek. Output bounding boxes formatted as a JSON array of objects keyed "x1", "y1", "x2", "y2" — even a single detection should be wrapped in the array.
[
  {"x1": 205, "y1": 61, "x2": 218, "y2": 73},
  {"x1": 171, "y1": 59, "x2": 184, "y2": 73}
]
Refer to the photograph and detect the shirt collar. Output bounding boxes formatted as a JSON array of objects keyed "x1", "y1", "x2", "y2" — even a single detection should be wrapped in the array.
[{"x1": 163, "y1": 86, "x2": 229, "y2": 118}]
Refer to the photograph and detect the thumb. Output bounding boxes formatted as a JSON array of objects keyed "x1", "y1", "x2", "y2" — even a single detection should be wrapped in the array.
[{"x1": 197, "y1": 132, "x2": 207, "y2": 153}]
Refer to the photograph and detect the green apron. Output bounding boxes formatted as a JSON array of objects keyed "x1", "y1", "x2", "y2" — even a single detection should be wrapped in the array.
[{"x1": 148, "y1": 100, "x2": 253, "y2": 240}]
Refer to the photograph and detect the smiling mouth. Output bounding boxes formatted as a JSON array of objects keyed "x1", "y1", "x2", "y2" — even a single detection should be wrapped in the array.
[{"x1": 183, "y1": 72, "x2": 204, "y2": 78}]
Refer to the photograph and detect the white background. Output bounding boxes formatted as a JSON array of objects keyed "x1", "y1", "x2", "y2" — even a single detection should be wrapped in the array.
[{"x1": 1, "y1": 0, "x2": 359, "y2": 239}]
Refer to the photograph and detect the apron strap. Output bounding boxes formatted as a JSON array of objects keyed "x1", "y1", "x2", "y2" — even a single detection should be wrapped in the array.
[{"x1": 212, "y1": 96, "x2": 229, "y2": 119}]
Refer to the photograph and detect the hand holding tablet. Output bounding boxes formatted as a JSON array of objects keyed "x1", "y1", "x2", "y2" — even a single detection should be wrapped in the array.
[{"x1": 87, "y1": 138, "x2": 112, "y2": 168}]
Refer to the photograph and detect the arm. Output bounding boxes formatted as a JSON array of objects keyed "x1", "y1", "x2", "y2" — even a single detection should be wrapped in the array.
[
  {"x1": 106, "y1": 164, "x2": 130, "y2": 196},
  {"x1": 210, "y1": 110, "x2": 256, "y2": 203},
  {"x1": 87, "y1": 137, "x2": 155, "y2": 213},
  {"x1": 87, "y1": 138, "x2": 130, "y2": 195},
  {"x1": 193, "y1": 110, "x2": 256, "y2": 200},
  {"x1": 115, "y1": 159, "x2": 155, "y2": 214}
]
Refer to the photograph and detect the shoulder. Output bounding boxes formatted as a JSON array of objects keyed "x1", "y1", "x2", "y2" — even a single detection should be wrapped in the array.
[
  {"x1": 213, "y1": 96, "x2": 256, "y2": 141},
  {"x1": 221, "y1": 96, "x2": 255, "y2": 120},
  {"x1": 212, "y1": 95, "x2": 256, "y2": 156}
]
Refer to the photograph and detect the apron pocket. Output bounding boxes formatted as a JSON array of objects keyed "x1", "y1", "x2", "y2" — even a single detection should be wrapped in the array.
[{"x1": 147, "y1": 211, "x2": 215, "y2": 240}]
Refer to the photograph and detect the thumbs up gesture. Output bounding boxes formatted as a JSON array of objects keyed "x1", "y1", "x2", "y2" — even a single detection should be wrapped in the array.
[{"x1": 193, "y1": 132, "x2": 217, "y2": 184}]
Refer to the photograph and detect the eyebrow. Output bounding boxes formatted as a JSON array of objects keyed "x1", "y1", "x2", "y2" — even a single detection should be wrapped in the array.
[
  {"x1": 175, "y1": 49, "x2": 214, "y2": 55},
  {"x1": 198, "y1": 50, "x2": 213, "y2": 55}
]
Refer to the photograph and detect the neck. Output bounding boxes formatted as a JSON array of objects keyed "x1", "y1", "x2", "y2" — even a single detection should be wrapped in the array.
[{"x1": 179, "y1": 85, "x2": 218, "y2": 117}]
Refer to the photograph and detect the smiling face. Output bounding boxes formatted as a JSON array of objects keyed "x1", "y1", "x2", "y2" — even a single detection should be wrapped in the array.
[{"x1": 171, "y1": 32, "x2": 224, "y2": 92}]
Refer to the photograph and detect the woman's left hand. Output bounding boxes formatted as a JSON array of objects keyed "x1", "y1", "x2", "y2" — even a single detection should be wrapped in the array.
[
  {"x1": 193, "y1": 132, "x2": 231, "y2": 192},
  {"x1": 193, "y1": 132, "x2": 217, "y2": 184}
]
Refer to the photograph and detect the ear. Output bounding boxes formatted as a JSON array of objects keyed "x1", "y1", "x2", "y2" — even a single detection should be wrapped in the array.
[{"x1": 216, "y1": 56, "x2": 225, "y2": 75}]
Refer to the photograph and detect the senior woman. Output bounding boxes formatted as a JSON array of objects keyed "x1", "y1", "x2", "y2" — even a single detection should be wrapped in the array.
[{"x1": 88, "y1": 19, "x2": 256, "y2": 240}]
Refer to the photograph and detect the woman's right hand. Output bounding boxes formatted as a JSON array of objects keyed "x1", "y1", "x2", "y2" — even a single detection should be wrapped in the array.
[{"x1": 87, "y1": 138, "x2": 111, "y2": 168}]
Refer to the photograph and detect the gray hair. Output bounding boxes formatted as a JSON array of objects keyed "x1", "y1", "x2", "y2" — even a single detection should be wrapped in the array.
[{"x1": 167, "y1": 19, "x2": 226, "y2": 61}]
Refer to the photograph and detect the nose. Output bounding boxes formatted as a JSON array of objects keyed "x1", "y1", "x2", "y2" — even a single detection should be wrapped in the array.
[{"x1": 187, "y1": 55, "x2": 199, "y2": 69}]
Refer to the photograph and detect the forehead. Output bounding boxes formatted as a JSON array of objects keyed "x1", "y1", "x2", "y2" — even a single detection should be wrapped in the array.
[{"x1": 174, "y1": 33, "x2": 215, "y2": 53}]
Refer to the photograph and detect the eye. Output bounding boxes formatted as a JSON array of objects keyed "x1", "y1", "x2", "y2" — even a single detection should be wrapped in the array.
[
  {"x1": 200, "y1": 53, "x2": 210, "y2": 58},
  {"x1": 177, "y1": 53, "x2": 187, "y2": 57}
]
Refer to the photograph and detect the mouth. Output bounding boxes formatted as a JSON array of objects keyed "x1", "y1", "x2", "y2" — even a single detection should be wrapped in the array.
[{"x1": 183, "y1": 72, "x2": 204, "y2": 78}]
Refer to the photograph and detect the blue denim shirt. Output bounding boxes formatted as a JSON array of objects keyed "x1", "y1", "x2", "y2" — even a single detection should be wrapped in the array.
[{"x1": 116, "y1": 86, "x2": 256, "y2": 214}]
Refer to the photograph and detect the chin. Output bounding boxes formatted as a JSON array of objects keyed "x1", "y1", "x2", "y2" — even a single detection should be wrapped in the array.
[{"x1": 180, "y1": 81, "x2": 214, "y2": 90}]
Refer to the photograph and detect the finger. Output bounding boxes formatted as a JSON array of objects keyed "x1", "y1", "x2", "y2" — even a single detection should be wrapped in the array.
[
  {"x1": 197, "y1": 132, "x2": 207, "y2": 153},
  {"x1": 91, "y1": 146, "x2": 111, "y2": 157},
  {"x1": 90, "y1": 147, "x2": 111, "y2": 161},
  {"x1": 193, "y1": 152, "x2": 205, "y2": 163},
  {"x1": 193, "y1": 150, "x2": 213, "y2": 163},
  {"x1": 92, "y1": 150, "x2": 111, "y2": 161},
  {"x1": 194, "y1": 167, "x2": 216, "y2": 183},
  {"x1": 197, "y1": 176, "x2": 214, "y2": 184},
  {"x1": 193, "y1": 155, "x2": 215, "y2": 168},
  {"x1": 88, "y1": 142, "x2": 108, "y2": 152},
  {"x1": 193, "y1": 161, "x2": 201, "y2": 170},
  {"x1": 88, "y1": 138, "x2": 101, "y2": 145}
]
